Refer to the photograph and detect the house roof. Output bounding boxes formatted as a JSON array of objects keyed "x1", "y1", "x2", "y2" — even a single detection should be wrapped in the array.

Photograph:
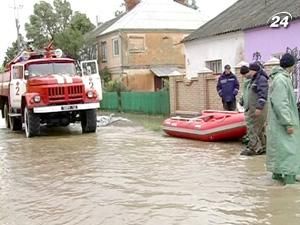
[
  {"x1": 86, "y1": 14, "x2": 125, "y2": 41},
  {"x1": 98, "y1": 0, "x2": 205, "y2": 36},
  {"x1": 183, "y1": 0, "x2": 300, "y2": 42}
]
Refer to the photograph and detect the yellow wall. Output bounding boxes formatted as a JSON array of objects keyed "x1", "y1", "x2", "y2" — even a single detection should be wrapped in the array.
[
  {"x1": 97, "y1": 31, "x2": 189, "y2": 91},
  {"x1": 98, "y1": 32, "x2": 122, "y2": 73},
  {"x1": 123, "y1": 32, "x2": 186, "y2": 66}
]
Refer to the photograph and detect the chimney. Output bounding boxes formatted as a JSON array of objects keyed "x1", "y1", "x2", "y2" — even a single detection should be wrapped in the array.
[
  {"x1": 174, "y1": 0, "x2": 188, "y2": 5},
  {"x1": 124, "y1": 0, "x2": 140, "y2": 11},
  {"x1": 96, "y1": 16, "x2": 102, "y2": 27}
]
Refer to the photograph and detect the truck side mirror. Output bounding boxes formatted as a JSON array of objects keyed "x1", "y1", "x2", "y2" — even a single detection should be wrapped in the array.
[{"x1": 24, "y1": 70, "x2": 29, "y2": 78}]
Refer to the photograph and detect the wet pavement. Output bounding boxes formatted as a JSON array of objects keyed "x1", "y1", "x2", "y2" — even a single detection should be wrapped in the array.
[{"x1": 0, "y1": 118, "x2": 300, "y2": 225}]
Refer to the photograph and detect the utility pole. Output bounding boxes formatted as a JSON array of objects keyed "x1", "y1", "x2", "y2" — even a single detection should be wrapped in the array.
[{"x1": 12, "y1": 0, "x2": 23, "y2": 51}]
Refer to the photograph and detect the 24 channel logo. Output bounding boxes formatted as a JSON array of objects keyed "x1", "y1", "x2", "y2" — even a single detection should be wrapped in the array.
[{"x1": 268, "y1": 12, "x2": 292, "y2": 28}]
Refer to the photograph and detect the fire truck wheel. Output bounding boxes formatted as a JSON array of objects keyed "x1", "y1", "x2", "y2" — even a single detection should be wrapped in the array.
[
  {"x1": 10, "y1": 117, "x2": 22, "y2": 131},
  {"x1": 81, "y1": 109, "x2": 97, "y2": 133},
  {"x1": 4, "y1": 103, "x2": 10, "y2": 129},
  {"x1": 24, "y1": 106, "x2": 40, "y2": 138}
]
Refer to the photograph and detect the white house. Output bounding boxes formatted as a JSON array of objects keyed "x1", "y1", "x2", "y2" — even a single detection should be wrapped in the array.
[
  {"x1": 184, "y1": 31, "x2": 244, "y2": 78},
  {"x1": 183, "y1": 0, "x2": 300, "y2": 79}
]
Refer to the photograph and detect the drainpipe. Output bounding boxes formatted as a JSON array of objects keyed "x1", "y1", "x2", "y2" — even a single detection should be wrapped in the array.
[{"x1": 118, "y1": 29, "x2": 124, "y2": 78}]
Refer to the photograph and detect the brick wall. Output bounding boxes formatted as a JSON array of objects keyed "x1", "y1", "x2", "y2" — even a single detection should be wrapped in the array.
[
  {"x1": 176, "y1": 77, "x2": 202, "y2": 112},
  {"x1": 170, "y1": 59, "x2": 280, "y2": 115},
  {"x1": 234, "y1": 66, "x2": 245, "y2": 107},
  {"x1": 169, "y1": 72, "x2": 224, "y2": 115},
  {"x1": 205, "y1": 75, "x2": 222, "y2": 110}
]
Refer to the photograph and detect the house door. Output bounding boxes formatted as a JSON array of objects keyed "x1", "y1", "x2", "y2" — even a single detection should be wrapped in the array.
[{"x1": 154, "y1": 76, "x2": 163, "y2": 91}]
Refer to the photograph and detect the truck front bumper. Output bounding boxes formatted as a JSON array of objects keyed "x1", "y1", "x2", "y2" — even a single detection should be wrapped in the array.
[{"x1": 33, "y1": 103, "x2": 100, "y2": 114}]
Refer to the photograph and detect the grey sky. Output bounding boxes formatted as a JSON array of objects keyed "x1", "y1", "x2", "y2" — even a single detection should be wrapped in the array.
[{"x1": 0, "y1": 0, "x2": 237, "y2": 63}]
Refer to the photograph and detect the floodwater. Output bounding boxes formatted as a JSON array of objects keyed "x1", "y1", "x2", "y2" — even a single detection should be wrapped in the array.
[{"x1": 0, "y1": 118, "x2": 300, "y2": 225}]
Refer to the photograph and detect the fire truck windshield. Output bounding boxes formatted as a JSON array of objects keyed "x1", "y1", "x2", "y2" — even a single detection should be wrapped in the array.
[{"x1": 28, "y1": 62, "x2": 76, "y2": 77}]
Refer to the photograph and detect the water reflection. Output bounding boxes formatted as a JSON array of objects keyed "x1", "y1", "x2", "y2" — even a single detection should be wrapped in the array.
[{"x1": 0, "y1": 121, "x2": 300, "y2": 225}]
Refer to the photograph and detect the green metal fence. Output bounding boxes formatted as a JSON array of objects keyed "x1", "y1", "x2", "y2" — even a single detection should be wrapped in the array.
[
  {"x1": 99, "y1": 92, "x2": 119, "y2": 110},
  {"x1": 100, "y1": 91, "x2": 170, "y2": 115}
]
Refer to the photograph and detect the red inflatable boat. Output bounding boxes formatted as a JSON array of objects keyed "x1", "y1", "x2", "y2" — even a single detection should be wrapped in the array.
[{"x1": 162, "y1": 110, "x2": 247, "y2": 142}]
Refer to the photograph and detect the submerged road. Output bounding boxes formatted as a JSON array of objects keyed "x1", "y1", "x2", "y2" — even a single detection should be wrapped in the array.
[{"x1": 0, "y1": 118, "x2": 300, "y2": 225}]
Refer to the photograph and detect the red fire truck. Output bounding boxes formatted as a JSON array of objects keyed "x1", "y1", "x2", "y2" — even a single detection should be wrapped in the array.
[{"x1": 0, "y1": 44, "x2": 102, "y2": 137}]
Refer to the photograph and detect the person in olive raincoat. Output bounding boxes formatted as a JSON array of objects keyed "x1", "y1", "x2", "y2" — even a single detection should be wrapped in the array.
[
  {"x1": 239, "y1": 66, "x2": 251, "y2": 110},
  {"x1": 266, "y1": 53, "x2": 300, "y2": 184},
  {"x1": 239, "y1": 65, "x2": 251, "y2": 145}
]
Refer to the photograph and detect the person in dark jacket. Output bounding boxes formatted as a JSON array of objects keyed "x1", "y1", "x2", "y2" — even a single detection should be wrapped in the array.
[
  {"x1": 240, "y1": 62, "x2": 269, "y2": 156},
  {"x1": 217, "y1": 65, "x2": 240, "y2": 111}
]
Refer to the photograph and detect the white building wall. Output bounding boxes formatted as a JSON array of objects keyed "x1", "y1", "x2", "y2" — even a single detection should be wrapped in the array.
[{"x1": 184, "y1": 31, "x2": 245, "y2": 78}]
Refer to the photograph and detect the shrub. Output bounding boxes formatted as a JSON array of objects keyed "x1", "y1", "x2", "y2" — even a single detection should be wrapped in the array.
[
  {"x1": 100, "y1": 67, "x2": 112, "y2": 84},
  {"x1": 105, "y1": 79, "x2": 128, "y2": 92}
]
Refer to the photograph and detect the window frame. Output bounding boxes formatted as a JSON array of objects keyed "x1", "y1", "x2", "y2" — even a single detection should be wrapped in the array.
[
  {"x1": 12, "y1": 64, "x2": 24, "y2": 79},
  {"x1": 112, "y1": 38, "x2": 120, "y2": 57},
  {"x1": 128, "y1": 35, "x2": 145, "y2": 53},
  {"x1": 100, "y1": 41, "x2": 107, "y2": 62},
  {"x1": 205, "y1": 59, "x2": 222, "y2": 74}
]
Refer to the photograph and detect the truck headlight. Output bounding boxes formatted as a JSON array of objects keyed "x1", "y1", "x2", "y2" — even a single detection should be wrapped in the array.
[
  {"x1": 86, "y1": 90, "x2": 94, "y2": 99},
  {"x1": 33, "y1": 95, "x2": 41, "y2": 103}
]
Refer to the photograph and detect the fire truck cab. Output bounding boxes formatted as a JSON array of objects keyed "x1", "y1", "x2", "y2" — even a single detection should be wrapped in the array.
[{"x1": 0, "y1": 46, "x2": 102, "y2": 137}]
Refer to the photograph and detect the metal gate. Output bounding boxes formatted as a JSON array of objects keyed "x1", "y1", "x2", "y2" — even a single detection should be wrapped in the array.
[{"x1": 286, "y1": 47, "x2": 300, "y2": 103}]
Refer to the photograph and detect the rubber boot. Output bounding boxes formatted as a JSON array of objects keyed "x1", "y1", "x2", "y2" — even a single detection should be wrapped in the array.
[
  {"x1": 283, "y1": 175, "x2": 296, "y2": 185},
  {"x1": 242, "y1": 135, "x2": 249, "y2": 145},
  {"x1": 272, "y1": 173, "x2": 283, "y2": 181},
  {"x1": 240, "y1": 148, "x2": 256, "y2": 156}
]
